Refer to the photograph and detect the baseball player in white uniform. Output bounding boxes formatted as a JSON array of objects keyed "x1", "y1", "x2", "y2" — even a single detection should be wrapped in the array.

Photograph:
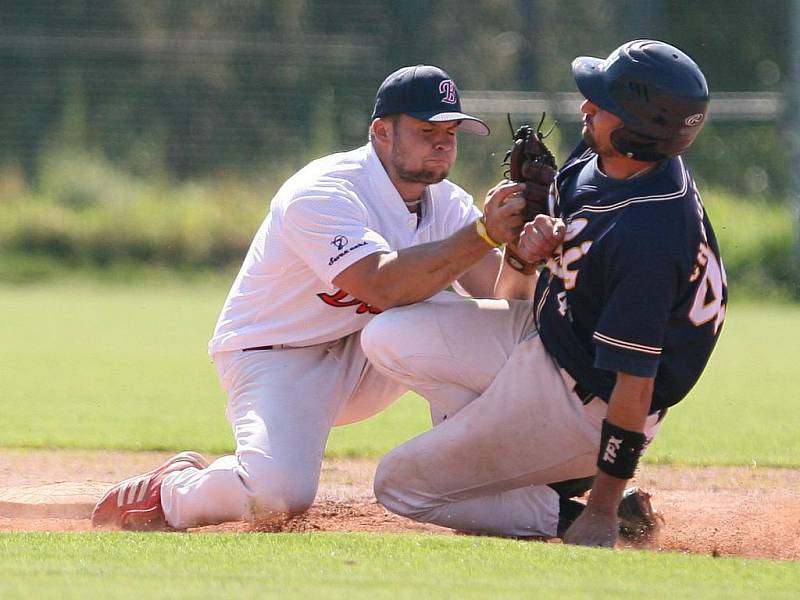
[{"x1": 92, "y1": 65, "x2": 530, "y2": 530}]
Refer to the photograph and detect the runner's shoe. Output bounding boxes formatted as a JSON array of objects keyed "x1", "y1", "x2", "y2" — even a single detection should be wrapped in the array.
[{"x1": 91, "y1": 451, "x2": 208, "y2": 531}]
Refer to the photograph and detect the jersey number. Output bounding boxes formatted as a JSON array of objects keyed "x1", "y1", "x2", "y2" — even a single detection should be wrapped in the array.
[{"x1": 689, "y1": 243, "x2": 726, "y2": 334}]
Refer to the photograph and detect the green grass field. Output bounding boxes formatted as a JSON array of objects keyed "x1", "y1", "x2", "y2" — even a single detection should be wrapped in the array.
[
  {"x1": 2, "y1": 532, "x2": 798, "y2": 600},
  {"x1": 0, "y1": 280, "x2": 430, "y2": 453},
  {"x1": 1, "y1": 281, "x2": 798, "y2": 465},
  {"x1": 2, "y1": 281, "x2": 799, "y2": 598}
]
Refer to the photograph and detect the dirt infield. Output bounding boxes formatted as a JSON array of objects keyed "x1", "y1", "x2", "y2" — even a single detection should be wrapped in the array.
[{"x1": 1, "y1": 449, "x2": 798, "y2": 561}]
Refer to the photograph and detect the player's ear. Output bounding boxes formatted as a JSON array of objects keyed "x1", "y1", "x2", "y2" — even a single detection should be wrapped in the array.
[{"x1": 371, "y1": 117, "x2": 392, "y2": 143}]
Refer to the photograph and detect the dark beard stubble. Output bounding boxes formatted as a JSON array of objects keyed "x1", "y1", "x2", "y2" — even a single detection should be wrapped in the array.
[{"x1": 395, "y1": 165, "x2": 449, "y2": 185}]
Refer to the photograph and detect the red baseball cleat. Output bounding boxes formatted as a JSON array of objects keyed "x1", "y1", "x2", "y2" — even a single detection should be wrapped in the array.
[{"x1": 91, "y1": 451, "x2": 208, "y2": 531}]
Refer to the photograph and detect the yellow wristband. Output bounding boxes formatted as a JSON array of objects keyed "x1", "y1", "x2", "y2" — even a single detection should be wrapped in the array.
[{"x1": 475, "y1": 216, "x2": 502, "y2": 248}]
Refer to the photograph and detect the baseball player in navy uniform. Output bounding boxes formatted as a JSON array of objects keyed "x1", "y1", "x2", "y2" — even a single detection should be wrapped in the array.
[
  {"x1": 362, "y1": 40, "x2": 727, "y2": 547},
  {"x1": 92, "y1": 65, "x2": 531, "y2": 530}
]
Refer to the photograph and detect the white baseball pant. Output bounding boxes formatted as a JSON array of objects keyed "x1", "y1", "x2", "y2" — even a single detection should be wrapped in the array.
[
  {"x1": 360, "y1": 295, "x2": 663, "y2": 537},
  {"x1": 160, "y1": 331, "x2": 406, "y2": 529}
]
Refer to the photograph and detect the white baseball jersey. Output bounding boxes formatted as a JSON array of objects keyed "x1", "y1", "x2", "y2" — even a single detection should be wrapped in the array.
[{"x1": 208, "y1": 142, "x2": 481, "y2": 354}]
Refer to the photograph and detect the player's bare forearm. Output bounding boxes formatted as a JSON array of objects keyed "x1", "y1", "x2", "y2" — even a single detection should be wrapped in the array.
[
  {"x1": 334, "y1": 224, "x2": 504, "y2": 309},
  {"x1": 493, "y1": 216, "x2": 565, "y2": 300},
  {"x1": 564, "y1": 373, "x2": 653, "y2": 547},
  {"x1": 605, "y1": 372, "x2": 653, "y2": 432},
  {"x1": 589, "y1": 373, "x2": 652, "y2": 513},
  {"x1": 456, "y1": 249, "x2": 503, "y2": 298},
  {"x1": 492, "y1": 245, "x2": 538, "y2": 299},
  {"x1": 334, "y1": 183, "x2": 527, "y2": 308}
]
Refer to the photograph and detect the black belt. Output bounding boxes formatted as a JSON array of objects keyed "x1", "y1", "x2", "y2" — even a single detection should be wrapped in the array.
[
  {"x1": 242, "y1": 342, "x2": 314, "y2": 352},
  {"x1": 242, "y1": 343, "x2": 301, "y2": 352}
]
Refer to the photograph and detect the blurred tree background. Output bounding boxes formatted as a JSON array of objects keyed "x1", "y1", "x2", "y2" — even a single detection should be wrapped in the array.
[{"x1": 0, "y1": 0, "x2": 797, "y2": 296}]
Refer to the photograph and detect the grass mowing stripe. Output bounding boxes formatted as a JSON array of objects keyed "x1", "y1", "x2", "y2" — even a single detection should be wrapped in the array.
[
  {"x1": 0, "y1": 532, "x2": 798, "y2": 600},
  {"x1": 1, "y1": 282, "x2": 798, "y2": 465}
]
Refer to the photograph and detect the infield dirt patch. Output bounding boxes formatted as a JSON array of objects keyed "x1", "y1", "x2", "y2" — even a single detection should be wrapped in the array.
[{"x1": 1, "y1": 449, "x2": 798, "y2": 561}]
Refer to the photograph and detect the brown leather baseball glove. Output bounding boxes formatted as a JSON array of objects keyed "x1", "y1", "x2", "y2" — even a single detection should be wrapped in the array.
[
  {"x1": 503, "y1": 115, "x2": 558, "y2": 222},
  {"x1": 502, "y1": 115, "x2": 558, "y2": 274},
  {"x1": 617, "y1": 487, "x2": 665, "y2": 542}
]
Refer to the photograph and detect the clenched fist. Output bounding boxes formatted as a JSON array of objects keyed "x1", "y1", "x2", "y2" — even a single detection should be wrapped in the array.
[
  {"x1": 515, "y1": 215, "x2": 566, "y2": 264},
  {"x1": 482, "y1": 180, "x2": 527, "y2": 245}
]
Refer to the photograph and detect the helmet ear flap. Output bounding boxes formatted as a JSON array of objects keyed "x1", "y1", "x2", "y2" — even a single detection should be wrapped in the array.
[{"x1": 610, "y1": 127, "x2": 668, "y2": 162}]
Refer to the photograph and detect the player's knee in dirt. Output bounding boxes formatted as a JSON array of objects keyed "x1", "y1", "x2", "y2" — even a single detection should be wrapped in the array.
[
  {"x1": 374, "y1": 450, "x2": 429, "y2": 519},
  {"x1": 247, "y1": 476, "x2": 316, "y2": 519},
  {"x1": 373, "y1": 453, "x2": 405, "y2": 515},
  {"x1": 238, "y1": 454, "x2": 317, "y2": 518}
]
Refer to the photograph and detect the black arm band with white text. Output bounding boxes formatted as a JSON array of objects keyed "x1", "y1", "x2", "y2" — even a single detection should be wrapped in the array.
[{"x1": 597, "y1": 419, "x2": 647, "y2": 480}]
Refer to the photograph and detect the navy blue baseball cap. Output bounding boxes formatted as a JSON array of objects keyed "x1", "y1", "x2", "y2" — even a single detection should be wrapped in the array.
[{"x1": 371, "y1": 65, "x2": 490, "y2": 136}]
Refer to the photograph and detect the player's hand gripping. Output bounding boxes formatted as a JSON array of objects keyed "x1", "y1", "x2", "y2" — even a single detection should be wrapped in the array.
[
  {"x1": 513, "y1": 215, "x2": 566, "y2": 265},
  {"x1": 562, "y1": 507, "x2": 618, "y2": 548},
  {"x1": 482, "y1": 180, "x2": 527, "y2": 244}
]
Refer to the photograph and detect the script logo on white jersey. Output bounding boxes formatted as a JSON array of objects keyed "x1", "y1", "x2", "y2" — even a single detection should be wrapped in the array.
[
  {"x1": 328, "y1": 238, "x2": 368, "y2": 266},
  {"x1": 318, "y1": 289, "x2": 381, "y2": 315}
]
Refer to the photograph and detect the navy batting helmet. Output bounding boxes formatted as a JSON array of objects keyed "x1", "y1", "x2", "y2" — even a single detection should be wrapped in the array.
[{"x1": 572, "y1": 39, "x2": 709, "y2": 161}]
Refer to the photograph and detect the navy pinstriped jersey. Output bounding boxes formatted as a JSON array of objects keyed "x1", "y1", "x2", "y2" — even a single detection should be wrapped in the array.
[{"x1": 534, "y1": 142, "x2": 727, "y2": 413}]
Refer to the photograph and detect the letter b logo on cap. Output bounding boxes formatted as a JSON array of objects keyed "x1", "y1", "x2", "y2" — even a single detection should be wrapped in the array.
[{"x1": 439, "y1": 79, "x2": 457, "y2": 105}]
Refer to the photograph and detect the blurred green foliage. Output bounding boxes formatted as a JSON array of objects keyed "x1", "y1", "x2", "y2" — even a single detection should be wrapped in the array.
[
  {"x1": 0, "y1": 1, "x2": 797, "y2": 295},
  {"x1": 703, "y1": 190, "x2": 796, "y2": 299},
  {"x1": 0, "y1": 0, "x2": 794, "y2": 197},
  {"x1": 0, "y1": 146, "x2": 795, "y2": 298},
  {"x1": 0, "y1": 149, "x2": 268, "y2": 279}
]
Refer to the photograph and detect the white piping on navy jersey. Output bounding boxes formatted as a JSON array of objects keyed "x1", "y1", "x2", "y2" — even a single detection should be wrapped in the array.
[
  {"x1": 551, "y1": 150, "x2": 683, "y2": 357},
  {"x1": 535, "y1": 281, "x2": 550, "y2": 325},
  {"x1": 593, "y1": 331, "x2": 662, "y2": 355},
  {"x1": 568, "y1": 156, "x2": 688, "y2": 218},
  {"x1": 576, "y1": 147, "x2": 594, "y2": 161}
]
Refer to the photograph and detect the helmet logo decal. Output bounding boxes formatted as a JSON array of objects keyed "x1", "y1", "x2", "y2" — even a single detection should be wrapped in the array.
[
  {"x1": 685, "y1": 113, "x2": 705, "y2": 126},
  {"x1": 439, "y1": 79, "x2": 457, "y2": 104}
]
